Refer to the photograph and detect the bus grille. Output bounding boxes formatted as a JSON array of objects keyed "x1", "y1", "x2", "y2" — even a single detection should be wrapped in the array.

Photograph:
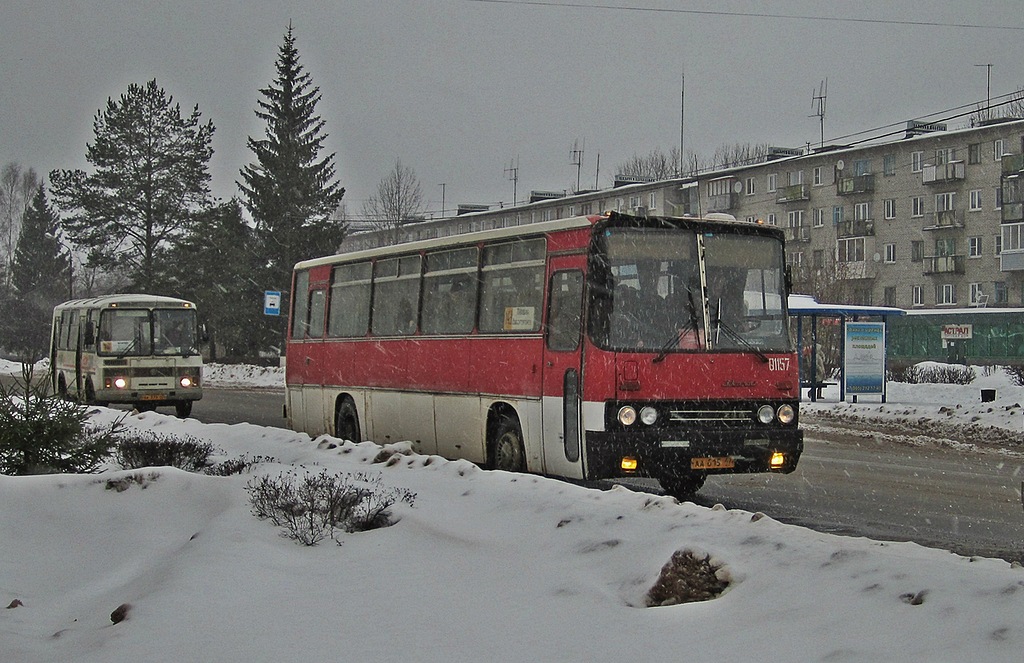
[{"x1": 668, "y1": 409, "x2": 752, "y2": 423}]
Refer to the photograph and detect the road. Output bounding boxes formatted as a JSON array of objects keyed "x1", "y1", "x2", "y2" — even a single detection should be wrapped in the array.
[{"x1": 142, "y1": 387, "x2": 1024, "y2": 562}]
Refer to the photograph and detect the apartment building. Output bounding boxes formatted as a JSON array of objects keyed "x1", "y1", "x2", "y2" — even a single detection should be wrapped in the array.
[
  {"x1": 342, "y1": 118, "x2": 1024, "y2": 312},
  {"x1": 700, "y1": 119, "x2": 1024, "y2": 310}
]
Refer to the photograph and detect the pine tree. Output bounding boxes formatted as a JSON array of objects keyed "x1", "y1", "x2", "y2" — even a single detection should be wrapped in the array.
[
  {"x1": 49, "y1": 79, "x2": 215, "y2": 292},
  {"x1": 238, "y1": 24, "x2": 346, "y2": 296}
]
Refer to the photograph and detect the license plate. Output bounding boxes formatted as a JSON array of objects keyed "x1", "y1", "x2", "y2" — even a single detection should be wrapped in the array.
[
  {"x1": 691, "y1": 456, "x2": 735, "y2": 470},
  {"x1": 140, "y1": 394, "x2": 164, "y2": 401}
]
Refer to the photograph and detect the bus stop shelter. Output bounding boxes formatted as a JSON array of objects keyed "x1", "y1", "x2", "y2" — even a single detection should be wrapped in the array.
[{"x1": 788, "y1": 294, "x2": 905, "y2": 402}]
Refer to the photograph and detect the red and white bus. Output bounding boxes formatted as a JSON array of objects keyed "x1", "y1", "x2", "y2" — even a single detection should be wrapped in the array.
[{"x1": 285, "y1": 211, "x2": 803, "y2": 497}]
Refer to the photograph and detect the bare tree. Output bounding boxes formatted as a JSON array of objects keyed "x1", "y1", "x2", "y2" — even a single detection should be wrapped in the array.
[
  {"x1": 969, "y1": 86, "x2": 1024, "y2": 126},
  {"x1": 362, "y1": 158, "x2": 425, "y2": 234},
  {"x1": 0, "y1": 163, "x2": 40, "y2": 288},
  {"x1": 615, "y1": 143, "x2": 770, "y2": 183}
]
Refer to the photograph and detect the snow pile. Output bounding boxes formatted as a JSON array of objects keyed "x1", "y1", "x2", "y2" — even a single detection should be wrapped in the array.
[
  {"x1": 201, "y1": 362, "x2": 284, "y2": 389},
  {"x1": 1, "y1": 405, "x2": 1023, "y2": 662}
]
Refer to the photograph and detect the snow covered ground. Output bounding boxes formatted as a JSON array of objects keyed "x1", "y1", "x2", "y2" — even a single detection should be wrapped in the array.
[{"x1": 2, "y1": 361, "x2": 1023, "y2": 662}]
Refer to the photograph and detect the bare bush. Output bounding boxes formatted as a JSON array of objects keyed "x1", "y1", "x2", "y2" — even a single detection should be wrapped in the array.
[
  {"x1": 246, "y1": 469, "x2": 415, "y2": 546},
  {"x1": 890, "y1": 363, "x2": 975, "y2": 385},
  {"x1": 115, "y1": 431, "x2": 214, "y2": 472},
  {"x1": 646, "y1": 550, "x2": 730, "y2": 607}
]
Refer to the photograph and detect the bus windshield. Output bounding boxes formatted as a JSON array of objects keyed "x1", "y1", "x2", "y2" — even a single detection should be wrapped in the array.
[
  {"x1": 589, "y1": 227, "x2": 792, "y2": 354},
  {"x1": 98, "y1": 308, "x2": 198, "y2": 357}
]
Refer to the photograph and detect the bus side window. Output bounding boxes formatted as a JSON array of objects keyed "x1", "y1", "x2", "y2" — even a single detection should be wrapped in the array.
[
  {"x1": 290, "y1": 270, "x2": 311, "y2": 339},
  {"x1": 546, "y1": 270, "x2": 583, "y2": 351},
  {"x1": 307, "y1": 289, "x2": 327, "y2": 338}
]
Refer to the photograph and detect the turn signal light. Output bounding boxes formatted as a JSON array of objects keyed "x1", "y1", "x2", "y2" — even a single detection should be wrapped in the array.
[
  {"x1": 621, "y1": 457, "x2": 638, "y2": 472},
  {"x1": 769, "y1": 452, "x2": 786, "y2": 469}
]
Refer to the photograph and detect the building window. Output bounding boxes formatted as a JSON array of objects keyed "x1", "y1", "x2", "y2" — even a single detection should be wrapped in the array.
[
  {"x1": 883, "y1": 154, "x2": 896, "y2": 176},
  {"x1": 745, "y1": 177, "x2": 756, "y2": 195},
  {"x1": 912, "y1": 285, "x2": 923, "y2": 307},
  {"x1": 969, "y1": 236, "x2": 983, "y2": 257},
  {"x1": 935, "y1": 237, "x2": 956, "y2": 257},
  {"x1": 853, "y1": 159, "x2": 871, "y2": 176},
  {"x1": 838, "y1": 237, "x2": 865, "y2": 262},
  {"x1": 854, "y1": 201, "x2": 871, "y2": 220},
  {"x1": 969, "y1": 283, "x2": 985, "y2": 305},
  {"x1": 995, "y1": 186, "x2": 1003, "y2": 209},
  {"x1": 884, "y1": 286, "x2": 897, "y2": 307},
  {"x1": 745, "y1": 215, "x2": 756, "y2": 223},
  {"x1": 994, "y1": 281, "x2": 1008, "y2": 304},
  {"x1": 767, "y1": 173, "x2": 777, "y2": 192},
  {"x1": 884, "y1": 243, "x2": 896, "y2": 263},
  {"x1": 994, "y1": 139, "x2": 1005, "y2": 160},
  {"x1": 911, "y1": 240, "x2": 924, "y2": 262},
  {"x1": 884, "y1": 199, "x2": 896, "y2": 219},
  {"x1": 995, "y1": 234, "x2": 1003, "y2": 255},
  {"x1": 968, "y1": 143, "x2": 981, "y2": 164},
  {"x1": 787, "y1": 210, "x2": 804, "y2": 228},
  {"x1": 649, "y1": 192, "x2": 657, "y2": 210},
  {"x1": 969, "y1": 189, "x2": 983, "y2": 211},
  {"x1": 813, "y1": 166, "x2": 823, "y2": 186},
  {"x1": 935, "y1": 191, "x2": 956, "y2": 213},
  {"x1": 789, "y1": 170, "x2": 804, "y2": 186},
  {"x1": 936, "y1": 283, "x2": 956, "y2": 305},
  {"x1": 813, "y1": 208, "x2": 825, "y2": 228},
  {"x1": 935, "y1": 147, "x2": 957, "y2": 165},
  {"x1": 766, "y1": 213, "x2": 777, "y2": 226},
  {"x1": 911, "y1": 196, "x2": 925, "y2": 217},
  {"x1": 911, "y1": 151, "x2": 924, "y2": 173},
  {"x1": 832, "y1": 205, "x2": 844, "y2": 225}
]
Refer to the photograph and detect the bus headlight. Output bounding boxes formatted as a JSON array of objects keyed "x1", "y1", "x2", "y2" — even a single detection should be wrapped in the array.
[
  {"x1": 180, "y1": 376, "x2": 194, "y2": 388},
  {"x1": 113, "y1": 377, "x2": 128, "y2": 389},
  {"x1": 757, "y1": 405, "x2": 775, "y2": 424},
  {"x1": 640, "y1": 406, "x2": 658, "y2": 425},
  {"x1": 617, "y1": 406, "x2": 637, "y2": 426},
  {"x1": 776, "y1": 404, "x2": 795, "y2": 425}
]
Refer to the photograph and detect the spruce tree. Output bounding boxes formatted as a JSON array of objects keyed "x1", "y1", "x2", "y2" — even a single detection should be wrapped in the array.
[
  {"x1": 49, "y1": 79, "x2": 215, "y2": 292},
  {"x1": 12, "y1": 184, "x2": 69, "y2": 304},
  {"x1": 238, "y1": 24, "x2": 346, "y2": 297},
  {"x1": 1, "y1": 184, "x2": 70, "y2": 360}
]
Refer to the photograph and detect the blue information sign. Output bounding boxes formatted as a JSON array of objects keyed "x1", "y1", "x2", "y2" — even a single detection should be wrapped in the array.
[{"x1": 264, "y1": 290, "x2": 282, "y2": 316}]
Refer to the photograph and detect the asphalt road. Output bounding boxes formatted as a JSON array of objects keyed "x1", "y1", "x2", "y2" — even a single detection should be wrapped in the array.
[{"x1": 128, "y1": 386, "x2": 1024, "y2": 563}]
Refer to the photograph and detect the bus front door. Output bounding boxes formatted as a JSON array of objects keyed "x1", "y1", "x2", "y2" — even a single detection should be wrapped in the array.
[{"x1": 541, "y1": 257, "x2": 586, "y2": 480}]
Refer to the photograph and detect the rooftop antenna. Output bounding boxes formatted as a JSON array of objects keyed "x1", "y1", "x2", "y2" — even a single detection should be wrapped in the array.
[
  {"x1": 571, "y1": 139, "x2": 584, "y2": 192},
  {"x1": 594, "y1": 152, "x2": 600, "y2": 191},
  {"x1": 504, "y1": 157, "x2": 519, "y2": 206},
  {"x1": 438, "y1": 182, "x2": 446, "y2": 219},
  {"x1": 679, "y1": 69, "x2": 685, "y2": 177},
  {"x1": 811, "y1": 79, "x2": 827, "y2": 148},
  {"x1": 974, "y1": 63, "x2": 993, "y2": 121}
]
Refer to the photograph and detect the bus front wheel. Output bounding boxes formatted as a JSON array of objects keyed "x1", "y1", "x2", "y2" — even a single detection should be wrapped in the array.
[
  {"x1": 175, "y1": 401, "x2": 193, "y2": 418},
  {"x1": 659, "y1": 474, "x2": 706, "y2": 501},
  {"x1": 489, "y1": 416, "x2": 525, "y2": 473},
  {"x1": 335, "y1": 399, "x2": 361, "y2": 443}
]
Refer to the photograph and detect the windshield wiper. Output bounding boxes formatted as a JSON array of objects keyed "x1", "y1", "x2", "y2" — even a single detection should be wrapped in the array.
[
  {"x1": 116, "y1": 338, "x2": 138, "y2": 359},
  {"x1": 713, "y1": 317, "x2": 769, "y2": 363},
  {"x1": 653, "y1": 290, "x2": 701, "y2": 364}
]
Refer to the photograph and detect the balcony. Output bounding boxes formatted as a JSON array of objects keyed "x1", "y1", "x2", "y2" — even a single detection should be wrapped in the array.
[
  {"x1": 836, "y1": 174, "x2": 875, "y2": 195},
  {"x1": 835, "y1": 260, "x2": 875, "y2": 280},
  {"x1": 1002, "y1": 202, "x2": 1024, "y2": 223},
  {"x1": 1002, "y1": 153, "x2": 1024, "y2": 175},
  {"x1": 1000, "y1": 250, "x2": 1024, "y2": 272},
  {"x1": 923, "y1": 254, "x2": 965, "y2": 274},
  {"x1": 922, "y1": 161, "x2": 965, "y2": 184},
  {"x1": 837, "y1": 219, "x2": 875, "y2": 238},
  {"x1": 707, "y1": 191, "x2": 738, "y2": 211},
  {"x1": 923, "y1": 209, "x2": 965, "y2": 230},
  {"x1": 784, "y1": 225, "x2": 810, "y2": 242},
  {"x1": 776, "y1": 183, "x2": 810, "y2": 203}
]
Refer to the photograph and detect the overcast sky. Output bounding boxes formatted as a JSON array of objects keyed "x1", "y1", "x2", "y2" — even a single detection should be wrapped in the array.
[{"x1": 2, "y1": 1, "x2": 1023, "y2": 219}]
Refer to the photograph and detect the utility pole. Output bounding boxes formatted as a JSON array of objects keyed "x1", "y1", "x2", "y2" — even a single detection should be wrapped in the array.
[
  {"x1": 438, "y1": 182, "x2": 446, "y2": 219},
  {"x1": 679, "y1": 70, "x2": 685, "y2": 177}
]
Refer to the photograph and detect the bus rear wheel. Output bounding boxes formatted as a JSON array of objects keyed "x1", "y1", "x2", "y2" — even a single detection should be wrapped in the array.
[
  {"x1": 175, "y1": 401, "x2": 193, "y2": 418},
  {"x1": 335, "y1": 399, "x2": 361, "y2": 443},
  {"x1": 659, "y1": 473, "x2": 706, "y2": 501},
  {"x1": 489, "y1": 416, "x2": 525, "y2": 473}
]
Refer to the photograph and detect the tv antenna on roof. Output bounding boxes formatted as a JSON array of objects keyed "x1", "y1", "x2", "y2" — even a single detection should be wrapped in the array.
[
  {"x1": 571, "y1": 139, "x2": 584, "y2": 192},
  {"x1": 505, "y1": 157, "x2": 519, "y2": 206},
  {"x1": 811, "y1": 79, "x2": 827, "y2": 148}
]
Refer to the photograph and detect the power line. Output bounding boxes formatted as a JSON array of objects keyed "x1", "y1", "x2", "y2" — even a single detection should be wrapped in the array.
[{"x1": 465, "y1": 0, "x2": 1024, "y2": 31}]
